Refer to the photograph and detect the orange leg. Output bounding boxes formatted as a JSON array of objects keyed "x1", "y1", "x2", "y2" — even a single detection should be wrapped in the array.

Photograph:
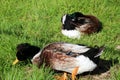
[
  {"x1": 71, "y1": 67, "x2": 79, "y2": 80},
  {"x1": 62, "y1": 72, "x2": 67, "y2": 80},
  {"x1": 55, "y1": 72, "x2": 67, "y2": 80}
]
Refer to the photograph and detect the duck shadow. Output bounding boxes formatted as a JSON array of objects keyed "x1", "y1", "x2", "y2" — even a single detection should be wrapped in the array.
[
  {"x1": 79, "y1": 58, "x2": 119, "y2": 76},
  {"x1": 97, "y1": 21, "x2": 103, "y2": 32},
  {"x1": 80, "y1": 46, "x2": 120, "y2": 76}
]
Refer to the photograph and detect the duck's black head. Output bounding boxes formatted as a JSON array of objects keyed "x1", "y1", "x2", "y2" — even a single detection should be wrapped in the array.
[
  {"x1": 16, "y1": 43, "x2": 40, "y2": 61},
  {"x1": 69, "y1": 12, "x2": 85, "y2": 22},
  {"x1": 61, "y1": 12, "x2": 86, "y2": 30},
  {"x1": 61, "y1": 14, "x2": 76, "y2": 30}
]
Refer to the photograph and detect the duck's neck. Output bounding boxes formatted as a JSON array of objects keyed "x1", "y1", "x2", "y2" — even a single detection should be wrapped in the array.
[{"x1": 31, "y1": 50, "x2": 42, "y2": 66}]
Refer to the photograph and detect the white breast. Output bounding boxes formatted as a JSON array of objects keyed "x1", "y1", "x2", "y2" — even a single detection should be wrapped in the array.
[
  {"x1": 76, "y1": 55, "x2": 97, "y2": 74},
  {"x1": 61, "y1": 29, "x2": 81, "y2": 39}
]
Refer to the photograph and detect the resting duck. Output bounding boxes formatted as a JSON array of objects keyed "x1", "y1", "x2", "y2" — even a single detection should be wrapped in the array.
[
  {"x1": 61, "y1": 12, "x2": 102, "y2": 39},
  {"x1": 13, "y1": 42, "x2": 104, "y2": 80},
  {"x1": 12, "y1": 43, "x2": 40, "y2": 65}
]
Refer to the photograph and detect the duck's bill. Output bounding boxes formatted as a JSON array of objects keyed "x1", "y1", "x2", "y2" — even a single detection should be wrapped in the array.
[{"x1": 12, "y1": 58, "x2": 19, "y2": 65}]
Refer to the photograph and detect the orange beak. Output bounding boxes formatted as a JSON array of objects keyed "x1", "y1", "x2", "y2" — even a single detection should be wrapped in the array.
[{"x1": 12, "y1": 58, "x2": 19, "y2": 65}]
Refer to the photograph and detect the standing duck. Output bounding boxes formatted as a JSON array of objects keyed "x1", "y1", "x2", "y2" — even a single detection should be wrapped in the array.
[
  {"x1": 13, "y1": 42, "x2": 104, "y2": 80},
  {"x1": 61, "y1": 12, "x2": 102, "y2": 39}
]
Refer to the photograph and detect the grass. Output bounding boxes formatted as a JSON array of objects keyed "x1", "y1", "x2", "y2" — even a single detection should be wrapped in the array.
[{"x1": 0, "y1": 0, "x2": 120, "y2": 80}]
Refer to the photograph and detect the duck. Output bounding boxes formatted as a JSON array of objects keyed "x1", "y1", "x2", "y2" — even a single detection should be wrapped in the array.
[
  {"x1": 13, "y1": 42, "x2": 104, "y2": 80},
  {"x1": 61, "y1": 12, "x2": 102, "y2": 39},
  {"x1": 12, "y1": 43, "x2": 40, "y2": 65}
]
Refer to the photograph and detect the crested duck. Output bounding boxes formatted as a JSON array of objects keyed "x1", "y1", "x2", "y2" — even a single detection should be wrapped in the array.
[
  {"x1": 13, "y1": 42, "x2": 104, "y2": 80},
  {"x1": 61, "y1": 12, "x2": 102, "y2": 39}
]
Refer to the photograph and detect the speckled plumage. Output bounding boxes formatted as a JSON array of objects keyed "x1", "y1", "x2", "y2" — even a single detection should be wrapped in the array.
[{"x1": 31, "y1": 42, "x2": 104, "y2": 74}]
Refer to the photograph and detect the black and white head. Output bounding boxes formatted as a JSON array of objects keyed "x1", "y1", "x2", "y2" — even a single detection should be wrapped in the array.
[
  {"x1": 61, "y1": 12, "x2": 87, "y2": 39},
  {"x1": 61, "y1": 12, "x2": 85, "y2": 30}
]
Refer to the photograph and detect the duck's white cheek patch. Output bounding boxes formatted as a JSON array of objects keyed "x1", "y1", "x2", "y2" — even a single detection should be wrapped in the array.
[
  {"x1": 61, "y1": 29, "x2": 81, "y2": 39},
  {"x1": 62, "y1": 15, "x2": 66, "y2": 24}
]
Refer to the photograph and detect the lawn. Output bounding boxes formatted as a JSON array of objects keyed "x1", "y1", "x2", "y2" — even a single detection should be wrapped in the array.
[{"x1": 0, "y1": 0, "x2": 120, "y2": 80}]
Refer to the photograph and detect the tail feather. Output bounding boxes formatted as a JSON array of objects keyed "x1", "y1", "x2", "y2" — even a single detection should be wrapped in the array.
[{"x1": 94, "y1": 46, "x2": 105, "y2": 58}]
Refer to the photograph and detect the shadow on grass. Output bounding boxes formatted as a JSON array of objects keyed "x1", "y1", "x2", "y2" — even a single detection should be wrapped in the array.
[
  {"x1": 97, "y1": 21, "x2": 103, "y2": 33},
  {"x1": 80, "y1": 58, "x2": 119, "y2": 76},
  {"x1": 79, "y1": 46, "x2": 120, "y2": 76},
  {"x1": 77, "y1": 46, "x2": 120, "y2": 78}
]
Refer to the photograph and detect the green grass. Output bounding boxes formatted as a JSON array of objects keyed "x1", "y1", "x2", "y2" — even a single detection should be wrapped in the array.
[{"x1": 0, "y1": 0, "x2": 120, "y2": 80}]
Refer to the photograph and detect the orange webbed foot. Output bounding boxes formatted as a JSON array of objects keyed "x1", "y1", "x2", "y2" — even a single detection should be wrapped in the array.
[{"x1": 55, "y1": 72, "x2": 67, "y2": 80}]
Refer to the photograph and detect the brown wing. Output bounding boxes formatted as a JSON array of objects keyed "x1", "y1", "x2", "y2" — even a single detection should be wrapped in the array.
[{"x1": 39, "y1": 42, "x2": 80, "y2": 67}]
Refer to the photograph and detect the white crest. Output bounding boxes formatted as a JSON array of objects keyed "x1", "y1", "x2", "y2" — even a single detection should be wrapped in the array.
[{"x1": 62, "y1": 15, "x2": 67, "y2": 24}]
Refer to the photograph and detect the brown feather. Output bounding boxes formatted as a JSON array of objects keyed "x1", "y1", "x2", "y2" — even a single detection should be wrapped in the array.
[
  {"x1": 38, "y1": 43, "x2": 76, "y2": 68},
  {"x1": 79, "y1": 15, "x2": 101, "y2": 34}
]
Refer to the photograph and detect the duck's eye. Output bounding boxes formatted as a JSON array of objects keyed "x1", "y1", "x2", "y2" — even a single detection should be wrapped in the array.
[{"x1": 72, "y1": 19, "x2": 75, "y2": 21}]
